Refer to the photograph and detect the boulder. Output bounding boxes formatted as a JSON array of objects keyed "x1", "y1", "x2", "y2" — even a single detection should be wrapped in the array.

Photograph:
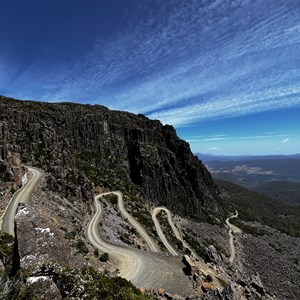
[
  {"x1": 206, "y1": 245, "x2": 222, "y2": 265},
  {"x1": 14, "y1": 203, "x2": 71, "y2": 271}
]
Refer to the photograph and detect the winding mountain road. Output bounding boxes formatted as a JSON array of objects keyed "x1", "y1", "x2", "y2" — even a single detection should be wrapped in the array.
[
  {"x1": 0, "y1": 165, "x2": 205, "y2": 295},
  {"x1": 151, "y1": 207, "x2": 178, "y2": 255},
  {"x1": 86, "y1": 192, "x2": 195, "y2": 295},
  {"x1": 1, "y1": 166, "x2": 44, "y2": 236},
  {"x1": 86, "y1": 193, "x2": 142, "y2": 280},
  {"x1": 151, "y1": 207, "x2": 200, "y2": 259},
  {"x1": 113, "y1": 191, "x2": 160, "y2": 253},
  {"x1": 226, "y1": 211, "x2": 242, "y2": 263}
]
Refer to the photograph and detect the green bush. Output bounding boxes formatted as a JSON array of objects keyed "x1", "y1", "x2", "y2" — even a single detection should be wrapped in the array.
[
  {"x1": 94, "y1": 249, "x2": 99, "y2": 257},
  {"x1": 8, "y1": 282, "x2": 38, "y2": 300},
  {"x1": 0, "y1": 232, "x2": 14, "y2": 273},
  {"x1": 99, "y1": 252, "x2": 109, "y2": 262},
  {"x1": 64, "y1": 230, "x2": 77, "y2": 239},
  {"x1": 104, "y1": 194, "x2": 118, "y2": 205},
  {"x1": 218, "y1": 277, "x2": 228, "y2": 287},
  {"x1": 74, "y1": 239, "x2": 89, "y2": 254}
]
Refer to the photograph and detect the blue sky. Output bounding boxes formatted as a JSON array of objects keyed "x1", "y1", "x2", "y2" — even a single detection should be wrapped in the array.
[{"x1": 1, "y1": 0, "x2": 300, "y2": 155}]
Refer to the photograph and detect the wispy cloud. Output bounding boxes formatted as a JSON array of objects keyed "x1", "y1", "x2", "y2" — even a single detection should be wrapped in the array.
[
  {"x1": 281, "y1": 138, "x2": 290, "y2": 143},
  {"x1": 190, "y1": 135, "x2": 269, "y2": 143},
  {"x1": 207, "y1": 147, "x2": 220, "y2": 151},
  {"x1": 56, "y1": 0, "x2": 299, "y2": 125},
  {"x1": 187, "y1": 134, "x2": 294, "y2": 143},
  {"x1": 2, "y1": 0, "x2": 300, "y2": 127}
]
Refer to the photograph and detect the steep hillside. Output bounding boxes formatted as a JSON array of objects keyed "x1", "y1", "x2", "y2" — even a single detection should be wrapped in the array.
[
  {"x1": 216, "y1": 179, "x2": 300, "y2": 237},
  {"x1": 0, "y1": 96, "x2": 226, "y2": 221}
]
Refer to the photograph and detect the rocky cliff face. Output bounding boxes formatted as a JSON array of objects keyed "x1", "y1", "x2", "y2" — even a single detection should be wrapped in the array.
[
  {"x1": 0, "y1": 143, "x2": 26, "y2": 221},
  {"x1": 0, "y1": 96, "x2": 226, "y2": 220}
]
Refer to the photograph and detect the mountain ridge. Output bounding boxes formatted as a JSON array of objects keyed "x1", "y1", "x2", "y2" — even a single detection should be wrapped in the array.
[{"x1": 0, "y1": 96, "x2": 227, "y2": 222}]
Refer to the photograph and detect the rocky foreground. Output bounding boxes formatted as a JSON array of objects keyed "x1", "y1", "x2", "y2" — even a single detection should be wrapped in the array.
[
  {"x1": 0, "y1": 167, "x2": 284, "y2": 300},
  {"x1": 0, "y1": 194, "x2": 278, "y2": 300}
]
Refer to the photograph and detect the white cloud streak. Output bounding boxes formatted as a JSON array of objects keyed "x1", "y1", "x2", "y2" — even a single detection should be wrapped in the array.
[
  {"x1": 2, "y1": 0, "x2": 300, "y2": 127},
  {"x1": 281, "y1": 138, "x2": 290, "y2": 143},
  {"x1": 207, "y1": 147, "x2": 220, "y2": 151},
  {"x1": 187, "y1": 134, "x2": 291, "y2": 143}
]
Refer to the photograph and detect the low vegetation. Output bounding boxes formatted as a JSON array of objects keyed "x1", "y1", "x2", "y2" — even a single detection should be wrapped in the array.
[
  {"x1": 0, "y1": 232, "x2": 14, "y2": 274},
  {"x1": 217, "y1": 277, "x2": 228, "y2": 288},
  {"x1": 131, "y1": 209, "x2": 156, "y2": 237},
  {"x1": 156, "y1": 211, "x2": 184, "y2": 252},
  {"x1": 4, "y1": 274, "x2": 38, "y2": 300},
  {"x1": 99, "y1": 252, "x2": 109, "y2": 262},
  {"x1": 94, "y1": 248, "x2": 99, "y2": 257},
  {"x1": 73, "y1": 239, "x2": 89, "y2": 255},
  {"x1": 182, "y1": 232, "x2": 207, "y2": 259},
  {"x1": 39, "y1": 264, "x2": 154, "y2": 300},
  {"x1": 3, "y1": 264, "x2": 155, "y2": 300},
  {"x1": 64, "y1": 230, "x2": 77, "y2": 240},
  {"x1": 103, "y1": 193, "x2": 118, "y2": 205},
  {"x1": 229, "y1": 219, "x2": 269, "y2": 237}
]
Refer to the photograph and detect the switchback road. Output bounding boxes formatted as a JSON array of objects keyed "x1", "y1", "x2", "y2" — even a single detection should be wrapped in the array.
[
  {"x1": 151, "y1": 207, "x2": 178, "y2": 255},
  {"x1": 151, "y1": 206, "x2": 200, "y2": 260},
  {"x1": 86, "y1": 192, "x2": 195, "y2": 295},
  {"x1": 114, "y1": 191, "x2": 160, "y2": 253}
]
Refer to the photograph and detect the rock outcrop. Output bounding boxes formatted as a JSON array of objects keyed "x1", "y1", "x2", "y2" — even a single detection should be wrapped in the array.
[
  {"x1": 0, "y1": 144, "x2": 25, "y2": 191},
  {"x1": 145, "y1": 279, "x2": 277, "y2": 300},
  {"x1": 205, "y1": 245, "x2": 223, "y2": 265},
  {"x1": 14, "y1": 203, "x2": 70, "y2": 271},
  {"x1": 0, "y1": 96, "x2": 228, "y2": 220},
  {"x1": 26, "y1": 276, "x2": 62, "y2": 300}
]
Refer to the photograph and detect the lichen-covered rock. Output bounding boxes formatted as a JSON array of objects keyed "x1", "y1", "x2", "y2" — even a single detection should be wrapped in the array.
[
  {"x1": 27, "y1": 276, "x2": 62, "y2": 300},
  {"x1": 14, "y1": 203, "x2": 70, "y2": 271},
  {"x1": 250, "y1": 273, "x2": 266, "y2": 296},
  {"x1": 0, "y1": 143, "x2": 27, "y2": 219},
  {"x1": 205, "y1": 245, "x2": 222, "y2": 265},
  {"x1": 0, "y1": 144, "x2": 26, "y2": 191}
]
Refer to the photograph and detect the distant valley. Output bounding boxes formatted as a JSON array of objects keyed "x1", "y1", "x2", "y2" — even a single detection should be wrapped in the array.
[{"x1": 198, "y1": 153, "x2": 300, "y2": 204}]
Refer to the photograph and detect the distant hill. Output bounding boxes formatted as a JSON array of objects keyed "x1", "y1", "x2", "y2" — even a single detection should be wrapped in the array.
[
  {"x1": 196, "y1": 153, "x2": 300, "y2": 205},
  {"x1": 197, "y1": 153, "x2": 300, "y2": 162},
  {"x1": 196, "y1": 153, "x2": 300, "y2": 190}
]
